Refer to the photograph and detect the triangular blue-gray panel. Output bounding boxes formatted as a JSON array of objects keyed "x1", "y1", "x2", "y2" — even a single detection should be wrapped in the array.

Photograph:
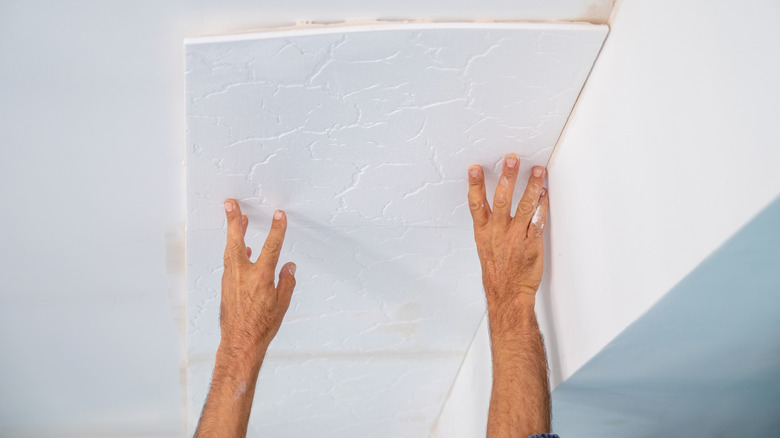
[{"x1": 552, "y1": 196, "x2": 780, "y2": 436}]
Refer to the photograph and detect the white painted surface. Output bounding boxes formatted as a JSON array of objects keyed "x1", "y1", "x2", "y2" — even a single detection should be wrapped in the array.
[
  {"x1": 547, "y1": 0, "x2": 780, "y2": 383},
  {"x1": 185, "y1": 23, "x2": 606, "y2": 436},
  {"x1": 429, "y1": 315, "x2": 491, "y2": 438},
  {"x1": 180, "y1": 0, "x2": 614, "y2": 33}
]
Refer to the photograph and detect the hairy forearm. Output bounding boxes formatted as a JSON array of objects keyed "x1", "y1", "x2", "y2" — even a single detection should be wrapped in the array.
[
  {"x1": 194, "y1": 342, "x2": 267, "y2": 438},
  {"x1": 487, "y1": 297, "x2": 551, "y2": 438}
]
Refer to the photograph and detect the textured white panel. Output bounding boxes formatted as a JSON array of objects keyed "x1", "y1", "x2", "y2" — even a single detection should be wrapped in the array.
[{"x1": 186, "y1": 22, "x2": 606, "y2": 436}]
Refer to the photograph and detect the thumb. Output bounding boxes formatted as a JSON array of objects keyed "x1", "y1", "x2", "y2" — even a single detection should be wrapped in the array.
[{"x1": 277, "y1": 262, "x2": 297, "y2": 308}]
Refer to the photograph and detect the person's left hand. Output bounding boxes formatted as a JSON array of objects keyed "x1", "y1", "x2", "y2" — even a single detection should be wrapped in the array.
[{"x1": 219, "y1": 199, "x2": 297, "y2": 361}]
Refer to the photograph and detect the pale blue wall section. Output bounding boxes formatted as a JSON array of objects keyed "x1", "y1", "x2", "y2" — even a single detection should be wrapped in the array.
[{"x1": 552, "y1": 196, "x2": 780, "y2": 436}]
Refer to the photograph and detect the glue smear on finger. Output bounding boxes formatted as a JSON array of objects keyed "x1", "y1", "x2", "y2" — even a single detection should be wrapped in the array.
[{"x1": 531, "y1": 203, "x2": 544, "y2": 236}]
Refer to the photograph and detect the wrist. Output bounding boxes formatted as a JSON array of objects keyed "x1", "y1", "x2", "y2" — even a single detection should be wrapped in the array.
[
  {"x1": 487, "y1": 295, "x2": 537, "y2": 340},
  {"x1": 216, "y1": 339, "x2": 267, "y2": 376}
]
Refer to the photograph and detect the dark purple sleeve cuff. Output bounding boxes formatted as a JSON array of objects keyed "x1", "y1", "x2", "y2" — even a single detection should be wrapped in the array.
[{"x1": 526, "y1": 434, "x2": 560, "y2": 438}]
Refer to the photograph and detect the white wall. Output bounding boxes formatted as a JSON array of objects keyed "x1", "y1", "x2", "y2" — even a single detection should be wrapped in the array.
[
  {"x1": 548, "y1": 0, "x2": 780, "y2": 381},
  {"x1": 0, "y1": 1, "x2": 611, "y2": 436}
]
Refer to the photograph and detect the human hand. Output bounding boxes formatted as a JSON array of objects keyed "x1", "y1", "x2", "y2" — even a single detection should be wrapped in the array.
[
  {"x1": 220, "y1": 199, "x2": 297, "y2": 360},
  {"x1": 467, "y1": 154, "x2": 548, "y2": 332},
  {"x1": 194, "y1": 201, "x2": 296, "y2": 437},
  {"x1": 469, "y1": 155, "x2": 552, "y2": 437}
]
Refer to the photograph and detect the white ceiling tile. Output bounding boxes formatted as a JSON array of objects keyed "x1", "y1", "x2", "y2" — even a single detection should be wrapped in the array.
[{"x1": 186, "y1": 22, "x2": 606, "y2": 436}]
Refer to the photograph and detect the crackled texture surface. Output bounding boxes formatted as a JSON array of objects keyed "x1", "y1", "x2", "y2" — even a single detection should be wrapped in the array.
[{"x1": 186, "y1": 23, "x2": 606, "y2": 436}]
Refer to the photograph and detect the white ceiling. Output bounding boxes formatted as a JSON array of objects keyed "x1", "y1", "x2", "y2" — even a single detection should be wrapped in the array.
[{"x1": 185, "y1": 22, "x2": 606, "y2": 436}]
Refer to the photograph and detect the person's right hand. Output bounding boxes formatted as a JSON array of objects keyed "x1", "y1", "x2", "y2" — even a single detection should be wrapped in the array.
[{"x1": 467, "y1": 154, "x2": 548, "y2": 331}]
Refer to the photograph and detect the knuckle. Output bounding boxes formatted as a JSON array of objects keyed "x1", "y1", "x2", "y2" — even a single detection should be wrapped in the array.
[
  {"x1": 258, "y1": 269, "x2": 274, "y2": 283},
  {"x1": 493, "y1": 197, "x2": 508, "y2": 209},
  {"x1": 517, "y1": 200, "x2": 535, "y2": 215},
  {"x1": 223, "y1": 250, "x2": 240, "y2": 267},
  {"x1": 262, "y1": 239, "x2": 281, "y2": 254},
  {"x1": 523, "y1": 183, "x2": 540, "y2": 198},
  {"x1": 257, "y1": 269, "x2": 275, "y2": 284}
]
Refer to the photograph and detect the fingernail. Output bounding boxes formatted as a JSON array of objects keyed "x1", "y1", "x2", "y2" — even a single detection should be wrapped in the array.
[
  {"x1": 224, "y1": 201, "x2": 233, "y2": 212},
  {"x1": 506, "y1": 156, "x2": 518, "y2": 168},
  {"x1": 273, "y1": 210, "x2": 283, "y2": 220},
  {"x1": 469, "y1": 167, "x2": 479, "y2": 178},
  {"x1": 289, "y1": 263, "x2": 297, "y2": 276},
  {"x1": 533, "y1": 167, "x2": 543, "y2": 177}
]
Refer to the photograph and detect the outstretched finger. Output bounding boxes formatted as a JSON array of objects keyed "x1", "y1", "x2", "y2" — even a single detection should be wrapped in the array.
[
  {"x1": 242, "y1": 216, "x2": 251, "y2": 259},
  {"x1": 256, "y1": 210, "x2": 288, "y2": 274},
  {"x1": 513, "y1": 166, "x2": 546, "y2": 230},
  {"x1": 527, "y1": 188, "x2": 549, "y2": 238},
  {"x1": 492, "y1": 154, "x2": 520, "y2": 228},
  {"x1": 223, "y1": 199, "x2": 248, "y2": 264},
  {"x1": 276, "y1": 262, "x2": 297, "y2": 310},
  {"x1": 467, "y1": 165, "x2": 490, "y2": 229}
]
